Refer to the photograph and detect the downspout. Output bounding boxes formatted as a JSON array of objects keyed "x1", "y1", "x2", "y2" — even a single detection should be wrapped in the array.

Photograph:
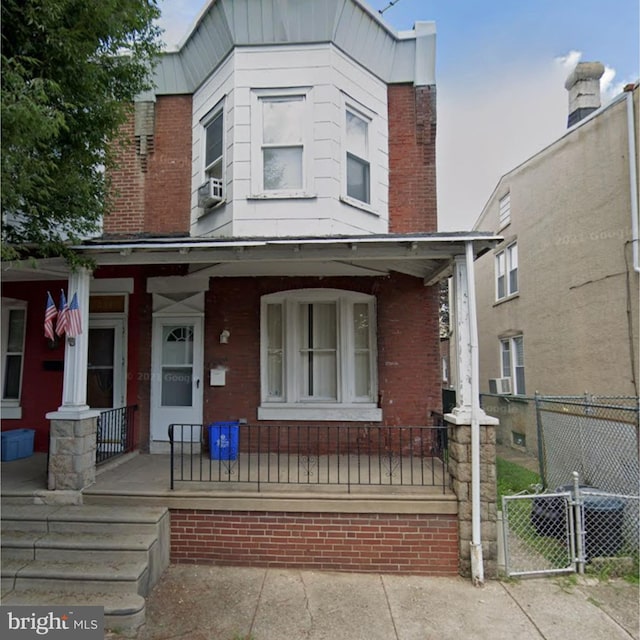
[
  {"x1": 465, "y1": 241, "x2": 484, "y2": 585},
  {"x1": 626, "y1": 87, "x2": 639, "y2": 273}
]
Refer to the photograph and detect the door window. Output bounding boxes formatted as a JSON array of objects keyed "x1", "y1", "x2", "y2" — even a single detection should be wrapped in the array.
[{"x1": 161, "y1": 325, "x2": 194, "y2": 407}]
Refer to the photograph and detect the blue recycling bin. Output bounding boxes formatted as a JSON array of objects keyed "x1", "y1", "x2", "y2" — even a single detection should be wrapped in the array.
[{"x1": 208, "y1": 421, "x2": 239, "y2": 460}]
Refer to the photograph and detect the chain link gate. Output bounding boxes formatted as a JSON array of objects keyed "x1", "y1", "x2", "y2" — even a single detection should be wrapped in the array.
[{"x1": 502, "y1": 475, "x2": 640, "y2": 577}]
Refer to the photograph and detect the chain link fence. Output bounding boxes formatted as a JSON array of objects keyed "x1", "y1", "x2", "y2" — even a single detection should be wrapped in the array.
[
  {"x1": 535, "y1": 395, "x2": 639, "y2": 495},
  {"x1": 502, "y1": 480, "x2": 639, "y2": 578}
]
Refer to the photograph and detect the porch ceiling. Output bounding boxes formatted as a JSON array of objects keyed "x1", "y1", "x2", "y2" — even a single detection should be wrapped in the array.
[
  {"x1": 81, "y1": 232, "x2": 499, "y2": 284},
  {"x1": 1, "y1": 257, "x2": 71, "y2": 282}
]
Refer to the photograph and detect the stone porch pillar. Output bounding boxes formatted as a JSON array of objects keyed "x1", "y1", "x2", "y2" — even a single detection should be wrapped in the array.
[
  {"x1": 446, "y1": 250, "x2": 499, "y2": 580},
  {"x1": 46, "y1": 268, "x2": 99, "y2": 492}
]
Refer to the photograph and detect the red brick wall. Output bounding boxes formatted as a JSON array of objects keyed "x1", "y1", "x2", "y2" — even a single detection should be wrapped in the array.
[
  {"x1": 106, "y1": 110, "x2": 145, "y2": 235},
  {"x1": 106, "y1": 96, "x2": 192, "y2": 236},
  {"x1": 388, "y1": 84, "x2": 437, "y2": 233},
  {"x1": 170, "y1": 510, "x2": 458, "y2": 575},
  {"x1": 144, "y1": 96, "x2": 192, "y2": 235},
  {"x1": 205, "y1": 273, "x2": 441, "y2": 427}
]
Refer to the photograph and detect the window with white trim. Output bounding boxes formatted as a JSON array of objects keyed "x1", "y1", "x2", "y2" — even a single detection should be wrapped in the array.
[
  {"x1": 198, "y1": 101, "x2": 225, "y2": 209},
  {"x1": 204, "y1": 107, "x2": 223, "y2": 182},
  {"x1": 500, "y1": 335, "x2": 525, "y2": 395},
  {"x1": 259, "y1": 289, "x2": 380, "y2": 421},
  {"x1": 346, "y1": 108, "x2": 370, "y2": 204},
  {"x1": 496, "y1": 242, "x2": 518, "y2": 300},
  {"x1": 1, "y1": 299, "x2": 27, "y2": 418},
  {"x1": 499, "y1": 192, "x2": 511, "y2": 227},
  {"x1": 251, "y1": 88, "x2": 312, "y2": 196}
]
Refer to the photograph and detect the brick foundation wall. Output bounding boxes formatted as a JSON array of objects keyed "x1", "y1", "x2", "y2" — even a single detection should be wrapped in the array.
[
  {"x1": 388, "y1": 84, "x2": 437, "y2": 233},
  {"x1": 170, "y1": 510, "x2": 458, "y2": 575}
]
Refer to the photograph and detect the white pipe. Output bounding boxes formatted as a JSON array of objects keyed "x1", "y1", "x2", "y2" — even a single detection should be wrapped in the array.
[
  {"x1": 465, "y1": 241, "x2": 484, "y2": 586},
  {"x1": 626, "y1": 88, "x2": 639, "y2": 272}
]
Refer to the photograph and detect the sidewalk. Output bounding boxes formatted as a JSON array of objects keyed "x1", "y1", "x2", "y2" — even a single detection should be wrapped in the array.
[{"x1": 107, "y1": 565, "x2": 639, "y2": 640}]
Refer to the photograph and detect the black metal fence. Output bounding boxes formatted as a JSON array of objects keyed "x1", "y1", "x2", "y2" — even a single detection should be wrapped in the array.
[
  {"x1": 168, "y1": 423, "x2": 449, "y2": 493},
  {"x1": 96, "y1": 405, "x2": 137, "y2": 465}
]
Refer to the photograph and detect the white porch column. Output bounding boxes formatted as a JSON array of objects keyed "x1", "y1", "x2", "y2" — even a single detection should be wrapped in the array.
[
  {"x1": 58, "y1": 267, "x2": 92, "y2": 411},
  {"x1": 449, "y1": 254, "x2": 473, "y2": 420},
  {"x1": 46, "y1": 267, "x2": 99, "y2": 493},
  {"x1": 445, "y1": 245, "x2": 498, "y2": 584}
]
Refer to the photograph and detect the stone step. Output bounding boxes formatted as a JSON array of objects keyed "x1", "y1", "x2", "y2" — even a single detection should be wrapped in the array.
[
  {"x1": 0, "y1": 531, "x2": 40, "y2": 561},
  {"x1": 0, "y1": 502, "x2": 170, "y2": 634},
  {"x1": 7, "y1": 559, "x2": 150, "y2": 596},
  {"x1": 0, "y1": 589, "x2": 146, "y2": 633},
  {"x1": 1, "y1": 504, "x2": 168, "y2": 536},
  {"x1": 1, "y1": 531, "x2": 159, "y2": 564}
]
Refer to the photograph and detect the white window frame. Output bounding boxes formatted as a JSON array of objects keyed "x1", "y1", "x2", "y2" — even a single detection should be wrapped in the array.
[
  {"x1": 258, "y1": 289, "x2": 381, "y2": 421},
  {"x1": 500, "y1": 335, "x2": 525, "y2": 395},
  {"x1": 341, "y1": 96, "x2": 377, "y2": 214},
  {"x1": 201, "y1": 100, "x2": 225, "y2": 183},
  {"x1": 495, "y1": 241, "x2": 518, "y2": 300},
  {"x1": 499, "y1": 192, "x2": 511, "y2": 228},
  {"x1": 250, "y1": 87, "x2": 313, "y2": 198},
  {"x1": 1, "y1": 298, "x2": 27, "y2": 419}
]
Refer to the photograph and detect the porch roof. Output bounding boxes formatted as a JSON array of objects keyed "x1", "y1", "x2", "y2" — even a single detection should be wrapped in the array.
[
  {"x1": 1, "y1": 232, "x2": 499, "y2": 283},
  {"x1": 80, "y1": 231, "x2": 499, "y2": 284}
]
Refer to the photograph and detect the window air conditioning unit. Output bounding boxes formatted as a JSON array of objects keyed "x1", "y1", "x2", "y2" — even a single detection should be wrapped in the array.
[
  {"x1": 489, "y1": 377, "x2": 512, "y2": 395},
  {"x1": 198, "y1": 177, "x2": 224, "y2": 208}
]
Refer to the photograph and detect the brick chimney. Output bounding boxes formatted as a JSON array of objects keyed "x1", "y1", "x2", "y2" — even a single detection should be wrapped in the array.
[{"x1": 564, "y1": 61, "x2": 605, "y2": 127}]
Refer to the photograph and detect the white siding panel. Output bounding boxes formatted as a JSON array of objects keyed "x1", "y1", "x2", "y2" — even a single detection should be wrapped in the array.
[{"x1": 191, "y1": 42, "x2": 389, "y2": 238}]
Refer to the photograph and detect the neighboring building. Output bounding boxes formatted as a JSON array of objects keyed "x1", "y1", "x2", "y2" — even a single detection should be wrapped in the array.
[
  {"x1": 472, "y1": 62, "x2": 639, "y2": 448},
  {"x1": 1, "y1": 0, "x2": 498, "y2": 577}
]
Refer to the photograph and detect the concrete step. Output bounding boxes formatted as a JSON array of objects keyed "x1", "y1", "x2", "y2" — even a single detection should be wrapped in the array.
[
  {"x1": 0, "y1": 502, "x2": 170, "y2": 633},
  {"x1": 0, "y1": 531, "x2": 40, "y2": 561},
  {"x1": 1, "y1": 504, "x2": 168, "y2": 535},
  {"x1": 9, "y1": 559, "x2": 150, "y2": 595},
  {"x1": 0, "y1": 589, "x2": 146, "y2": 633},
  {"x1": 37, "y1": 531, "x2": 158, "y2": 563}
]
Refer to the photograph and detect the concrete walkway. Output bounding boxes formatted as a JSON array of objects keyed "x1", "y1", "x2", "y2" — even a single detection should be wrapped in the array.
[{"x1": 106, "y1": 565, "x2": 639, "y2": 640}]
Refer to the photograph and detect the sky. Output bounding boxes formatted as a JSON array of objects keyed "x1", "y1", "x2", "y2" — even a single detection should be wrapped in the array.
[{"x1": 157, "y1": 0, "x2": 639, "y2": 231}]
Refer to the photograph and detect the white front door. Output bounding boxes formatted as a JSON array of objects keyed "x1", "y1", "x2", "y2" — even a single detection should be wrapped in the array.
[{"x1": 150, "y1": 316, "x2": 204, "y2": 448}]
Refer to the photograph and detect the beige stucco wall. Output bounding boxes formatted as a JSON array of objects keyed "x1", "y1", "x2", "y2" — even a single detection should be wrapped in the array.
[{"x1": 473, "y1": 87, "x2": 639, "y2": 409}]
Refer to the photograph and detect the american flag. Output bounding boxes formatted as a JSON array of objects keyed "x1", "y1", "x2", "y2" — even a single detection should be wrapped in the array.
[
  {"x1": 44, "y1": 291, "x2": 57, "y2": 341},
  {"x1": 66, "y1": 292, "x2": 82, "y2": 338},
  {"x1": 55, "y1": 290, "x2": 69, "y2": 337}
]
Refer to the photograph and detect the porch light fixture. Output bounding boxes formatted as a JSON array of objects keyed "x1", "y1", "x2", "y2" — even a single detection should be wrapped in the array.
[{"x1": 220, "y1": 329, "x2": 230, "y2": 344}]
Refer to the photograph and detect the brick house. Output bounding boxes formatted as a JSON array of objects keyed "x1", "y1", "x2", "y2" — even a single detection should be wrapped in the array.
[{"x1": 1, "y1": 0, "x2": 498, "y2": 578}]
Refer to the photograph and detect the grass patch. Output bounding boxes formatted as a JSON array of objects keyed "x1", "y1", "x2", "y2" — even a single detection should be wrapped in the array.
[{"x1": 497, "y1": 457, "x2": 541, "y2": 503}]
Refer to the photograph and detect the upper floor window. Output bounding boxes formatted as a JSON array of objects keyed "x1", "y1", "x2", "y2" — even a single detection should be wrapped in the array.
[
  {"x1": 259, "y1": 289, "x2": 381, "y2": 421},
  {"x1": 346, "y1": 109, "x2": 370, "y2": 204},
  {"x1": 1, "y1": 299, "x2": 27, "y2": 419},
  {"x1": 204, "y1": 110, "x2": 223, "y2": 181},
  {"x1": 496, "y1": 242, "x2": 518, "y2": 300},
  {"x1": 251, "y1": 88, "x2": 312, "y2": 197},
  {"x1": 198, "y1": 102, "x2": 225, "y2": 209},
  {"x1": 500, "y1": 335, "x2": 525, "y2": 395},
  {"x1": 499, "y1": 192, "x2": 511, "y2": 228}
]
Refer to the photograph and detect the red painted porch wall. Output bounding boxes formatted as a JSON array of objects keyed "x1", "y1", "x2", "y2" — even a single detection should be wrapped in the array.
[
  {"x1": 204, "y1": 273, "x2": 441, "y2": 427},
  {"x1": 1, "y1": 281, "x2": 66, "y2": 451},
  {"x1": 171, "y1": 510, "x2": 459, "y2": 575}
]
